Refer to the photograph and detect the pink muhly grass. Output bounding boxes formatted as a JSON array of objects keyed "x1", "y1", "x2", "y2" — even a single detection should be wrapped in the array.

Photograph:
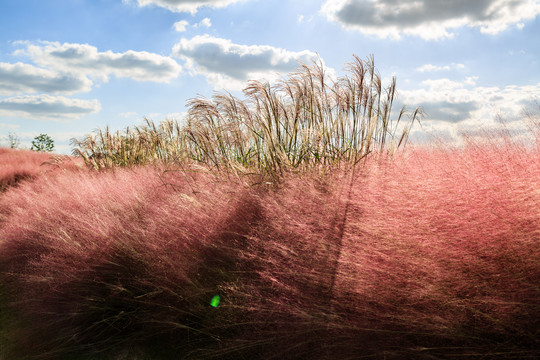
[
  {"x1": 0, "y1": 148, "x2": 83, "y2": 194},
  {"x1": 0, "y1": 148, "x2": 53, "y2": 192},
  {"x1": 328, "y1": 136, "x2": 539, "y2": 356},
  {"x1": 0, "y1": 130, "x2": 539, "y2": 359},
  {"x1": 0, "y1": 166, "x2": 266, "y2": 359}
]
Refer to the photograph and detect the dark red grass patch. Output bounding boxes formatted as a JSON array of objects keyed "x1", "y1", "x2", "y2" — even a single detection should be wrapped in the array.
[
  {"x1": 0, "y1": 148, "x2": 50, "y2": 192},
  {"x1": 0, "y1": 139, "x2": 539, "y2": 359},
  {"x1": 0, "y1": 148, "x2": 83, "y2": 193}
]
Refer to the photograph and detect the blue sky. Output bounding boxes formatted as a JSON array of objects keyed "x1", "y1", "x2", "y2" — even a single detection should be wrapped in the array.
[{"x1": 1, "y1": 0, "x2": 539, "y2": 153}]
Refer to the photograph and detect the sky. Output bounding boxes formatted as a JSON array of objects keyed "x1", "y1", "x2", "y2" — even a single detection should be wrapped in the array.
[{"x1": 1, "y1": 0, "x2": 540, "y2": 153}]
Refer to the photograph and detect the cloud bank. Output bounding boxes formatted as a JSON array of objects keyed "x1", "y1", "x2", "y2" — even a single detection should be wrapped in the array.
[
  {"x1": 0, "y1": 62, "x2": 92, "y2": 95},
  {"x1": 0, "y1": 95, "x2": 101, "y2": 121},
  {"x1": 173, "y1": 35, "x2": 320, "y2": 89},
  {"x1": 3, "y1": 41, "x2": 182, "y2": 120},
  {"x1": 403, "y1": 77, "x2": 540, "y2": 122},
  {"x1": 15, "y1": 41, "x2": 182, "y2": 83},
  {"x1": 321, "y1": 0, "x2": 540, "y2": 39},
  {"x1": 400, "y1": 77, "x2": 540, "y2": 145}
]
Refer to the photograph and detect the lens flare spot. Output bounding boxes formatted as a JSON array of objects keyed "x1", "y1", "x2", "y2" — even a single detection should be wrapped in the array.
[{"x1": 210, "y1": 295, "x2": 221, "y2": 308}]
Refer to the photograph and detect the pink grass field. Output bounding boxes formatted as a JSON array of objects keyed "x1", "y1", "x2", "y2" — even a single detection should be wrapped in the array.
[
  {"x1": 0, "y1": 135, "x2": 539, "y2": 359},
  {"x1": 0, "y1": 148, "x2": 83, "y2": 192}
]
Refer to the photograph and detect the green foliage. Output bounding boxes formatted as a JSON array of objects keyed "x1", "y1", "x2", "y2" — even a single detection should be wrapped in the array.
[{"x1": 31, "y1": 133, "x2": 55, "y2": 152}]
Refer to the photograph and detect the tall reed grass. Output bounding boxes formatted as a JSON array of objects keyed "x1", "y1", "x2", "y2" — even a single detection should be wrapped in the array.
[
  {"x1": 71, "y1": 119, "x2": 186, "y2": 170},
  {"x1": 71, "y1": 55, "x2": 422, "y2": 178}
]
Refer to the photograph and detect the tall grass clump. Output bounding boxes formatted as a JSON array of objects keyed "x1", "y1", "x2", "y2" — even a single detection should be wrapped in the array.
[
  {"x1": 72, "y1": 55, "x2": 422, "y2": 178},
  {"x1": 71, "y1": 118, "x2": 186, "y2": 170},
  {"x1": 1, "y1": 120, "x2": 539, "y2": 359}
]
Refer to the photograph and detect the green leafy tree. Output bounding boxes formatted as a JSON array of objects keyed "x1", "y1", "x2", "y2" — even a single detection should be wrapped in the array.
[{"x1": 31, "y1": 133, "x2": 54, "y2": 152}]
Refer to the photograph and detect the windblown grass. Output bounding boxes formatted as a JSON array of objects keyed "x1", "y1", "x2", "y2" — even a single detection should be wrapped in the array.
[
  {"x1": 0, "y1": 148, "x2": 80, "y2": 192},
  {"x1": 72, "y1": 55, "x2": 422, "y2": 178},
  {"x1": 1, "y1": 123, "x2": 539, "y2": 359}
]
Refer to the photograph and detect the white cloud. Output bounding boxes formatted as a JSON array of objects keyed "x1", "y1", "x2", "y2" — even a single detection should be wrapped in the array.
[
  {"x1": 0, "y1": 94, "x2": 101, "y2": 121},
  {"x1": 416, "y1": 63, "x2": 465, "y2": 72},
  {"x1": 15, "y1": 41, "x2": 182, "y2": 83},
  {"x1": 173, "y1": 20, "x2": 189, "y2": 32},
  {"x1": 172, "y1": 35, "x2": 321, "y2": 90},
  {"x1": 132, "y1": 0, "x2": 249, "y2": 14},
  {"x1": 400, "y1": 77, "x2": 540, "y2": 145},
  {"x1": 0, "y1": 62, "x2": 92, "y2": 95},
  {"x1": 174, "y1": 18, "x2": 211, "y2": 32},
  {"x1": 321, "y1": 0, "x2": 540, "y2": 40},
  {"x1": 196, "y1": 17, "x2": 212, "y2": 28}
]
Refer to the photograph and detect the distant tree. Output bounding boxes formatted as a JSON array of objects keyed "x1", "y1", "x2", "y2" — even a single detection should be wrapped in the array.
[
  {"x1": 8, "y1": 132, "x2": 21, "y2": 149},
  {"x1": 31, "y1": 133, "x2": 54, "y2": 152}
]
